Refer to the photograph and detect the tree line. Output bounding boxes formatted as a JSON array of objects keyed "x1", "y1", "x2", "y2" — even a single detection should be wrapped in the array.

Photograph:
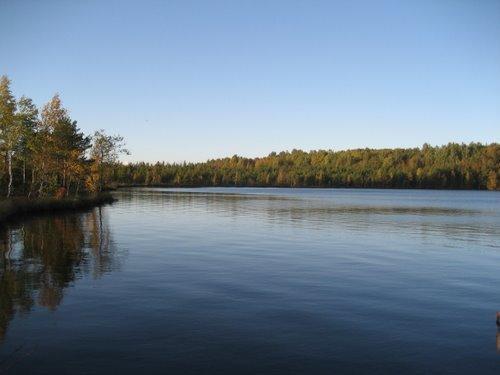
[
  {"x1": 114, "y1": 143, "x2": 499, "y2": 190},
  {"x1": 2, "y1": 75, "x2": 498, "y2": 193},
  {"x1": 0, "y1": 76, "x2": 127, "y2": 198}
]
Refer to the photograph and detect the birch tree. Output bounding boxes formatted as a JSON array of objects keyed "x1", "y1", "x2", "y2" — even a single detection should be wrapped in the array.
[
  {"x1": 0, "y1": 76, "x2": 21, "y2": 197},
  {"x1": 88, "y1": 130, "x2": 129, "y2": 192},
  {"x1": 17, "y1": 96, "x2": 39, "y2": 193}
]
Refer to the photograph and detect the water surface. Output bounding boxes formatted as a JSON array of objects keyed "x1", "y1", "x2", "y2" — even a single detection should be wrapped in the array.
[{"x1": 1, "y1": 188, "x2": 499, "y2": 374}]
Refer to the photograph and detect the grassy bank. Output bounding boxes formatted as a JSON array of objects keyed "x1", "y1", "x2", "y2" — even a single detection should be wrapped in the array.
[{"x1": 0, "y1": 193, "x2": 116, "y2": 223}]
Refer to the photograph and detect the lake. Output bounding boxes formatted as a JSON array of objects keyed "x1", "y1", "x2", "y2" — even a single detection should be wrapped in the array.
[{"x1": 1, "y1": 188, "x2": 499, "y2": 374}]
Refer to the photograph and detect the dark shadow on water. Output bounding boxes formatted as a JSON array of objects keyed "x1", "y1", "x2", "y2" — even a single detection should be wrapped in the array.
[{"x1": 0, "y1": 207, "x2": 118, "y2": 343}]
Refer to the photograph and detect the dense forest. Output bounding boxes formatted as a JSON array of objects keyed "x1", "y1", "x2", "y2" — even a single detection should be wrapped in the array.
[
  {"x1": 0, "y1": 76, "x2": 127, "y2": 198},
  {"x1": 114, "y1": 143, "x2": 499, "y2": 190}
]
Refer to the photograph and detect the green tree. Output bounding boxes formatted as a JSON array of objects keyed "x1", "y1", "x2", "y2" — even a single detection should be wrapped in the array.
[{"x1": 52, "y1": 117, "x2": 90, "y2": 195}]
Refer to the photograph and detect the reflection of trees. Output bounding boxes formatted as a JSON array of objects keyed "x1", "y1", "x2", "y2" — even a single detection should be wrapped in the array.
[
  {"x1": 86, "y1": 207, "x2": 115, "y2": 278},
  {"x1": 0, "y1": 208, "x2": 116, "y2": 341},
  {"x1": 128, "y1": 190, "x2": 499, "y2": 249}
]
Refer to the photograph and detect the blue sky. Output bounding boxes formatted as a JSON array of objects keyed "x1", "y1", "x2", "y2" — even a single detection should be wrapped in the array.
[{"x1": 1, "y1": 0, "x2": 499, "y2": 162}]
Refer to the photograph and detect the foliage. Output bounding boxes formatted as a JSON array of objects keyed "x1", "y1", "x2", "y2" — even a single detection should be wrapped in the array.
[
  {"x1": 114, "y1": 144, "x2": 499, "y2": 190},
  {"x1": 87, "y1": 130, "x2": 129, "y2": 192},
  {"x1": 0, "y1": 76, "x2": 127, "y2": 198}
]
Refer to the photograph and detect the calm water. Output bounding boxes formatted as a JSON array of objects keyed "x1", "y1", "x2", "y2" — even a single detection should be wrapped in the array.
[{"x1": 1, "y1": 188, "x2": 499, "y2": 374}]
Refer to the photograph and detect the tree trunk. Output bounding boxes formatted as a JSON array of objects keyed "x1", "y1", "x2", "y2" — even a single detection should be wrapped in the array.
[
  {"x1": 38, "y1": 161, "x2": 45, "y2": 196},
  {"x1": 67, "y1": 178, "x2": 71, "y2": 197},
  {"x1": 23, "y1": 159, "x2": 26, "y2": 189},
  {"x1": 7, "y1": 151, "x2": 13, "y2": 198},
  {"x1": 28, "y1": 168, "x2": 36, "y2": 198},
  {"x1": 99, "y1": 161, "x2": 103, "y2": 192},
  {"x1": 38, "y1": 180, "x2": 44, "y2": 196}
]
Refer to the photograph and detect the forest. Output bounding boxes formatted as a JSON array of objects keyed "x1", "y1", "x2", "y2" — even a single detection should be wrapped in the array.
[
  {"x1": 114, "y1": 143, "x2": 499, "y2": 190},
  {"x1": 0, "y1": 76, "x2": 127, "y2": 198},
  {"x1": 2, "y1": 75, "x2": 498, "y2": 194}
]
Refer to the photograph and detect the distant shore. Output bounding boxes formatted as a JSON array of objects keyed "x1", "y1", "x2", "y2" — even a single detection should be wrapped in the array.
[
  {"x1": 113, "y1": 144, "x2": 499, "y2": 191},
  {"x1": 115, "y1": 184, "x2": 498, "y2": 191},
  {"x1": 0, "y1": 193, "x2": 116, "y2": 224}
]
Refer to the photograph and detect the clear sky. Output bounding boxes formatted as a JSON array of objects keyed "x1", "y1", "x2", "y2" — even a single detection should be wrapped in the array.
[{"x1": 1, "y1": 0, "x2": 499, "y2": 163}]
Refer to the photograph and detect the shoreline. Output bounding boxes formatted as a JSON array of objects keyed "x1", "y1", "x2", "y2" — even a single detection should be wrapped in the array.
[
  {"x1": 116, "y1": 184, "x2": 496, "y2": 192},
  {"x1": 0, "y1": 193, "x2": 116, "y2": 224}
]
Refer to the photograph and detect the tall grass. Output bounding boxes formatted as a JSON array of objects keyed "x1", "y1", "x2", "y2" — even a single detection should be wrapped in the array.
[{"x1": 0, "y1": 193, "x2": 116, "y2": 223}]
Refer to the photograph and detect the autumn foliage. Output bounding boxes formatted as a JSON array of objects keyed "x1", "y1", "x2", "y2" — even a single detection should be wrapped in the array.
[{"x1": 0, "y1": 76, "x2": 127, "y2": 198}]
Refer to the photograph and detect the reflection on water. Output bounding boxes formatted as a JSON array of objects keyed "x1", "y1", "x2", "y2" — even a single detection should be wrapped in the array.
[
  {"x1": 0, "y1": 208, "x2": 117, "y2": 342},
  {"x1": 0, "y1": 188, "x2": 499, "y2": 374},
  {"x1": 121, "y1": 188, "x2": 500, "y2": 249}
]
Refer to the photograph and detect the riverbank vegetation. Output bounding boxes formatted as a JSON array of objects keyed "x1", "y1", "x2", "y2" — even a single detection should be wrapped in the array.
[
  {"x1": 0, "y1": 193, "x2": 115, "y2": 223},
  {"x1": 114, "y1": 143, "x2": 499, "y2": 190},
  {"x1": 0, "y1": 75, "x2": 127, "y2": 199}
]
